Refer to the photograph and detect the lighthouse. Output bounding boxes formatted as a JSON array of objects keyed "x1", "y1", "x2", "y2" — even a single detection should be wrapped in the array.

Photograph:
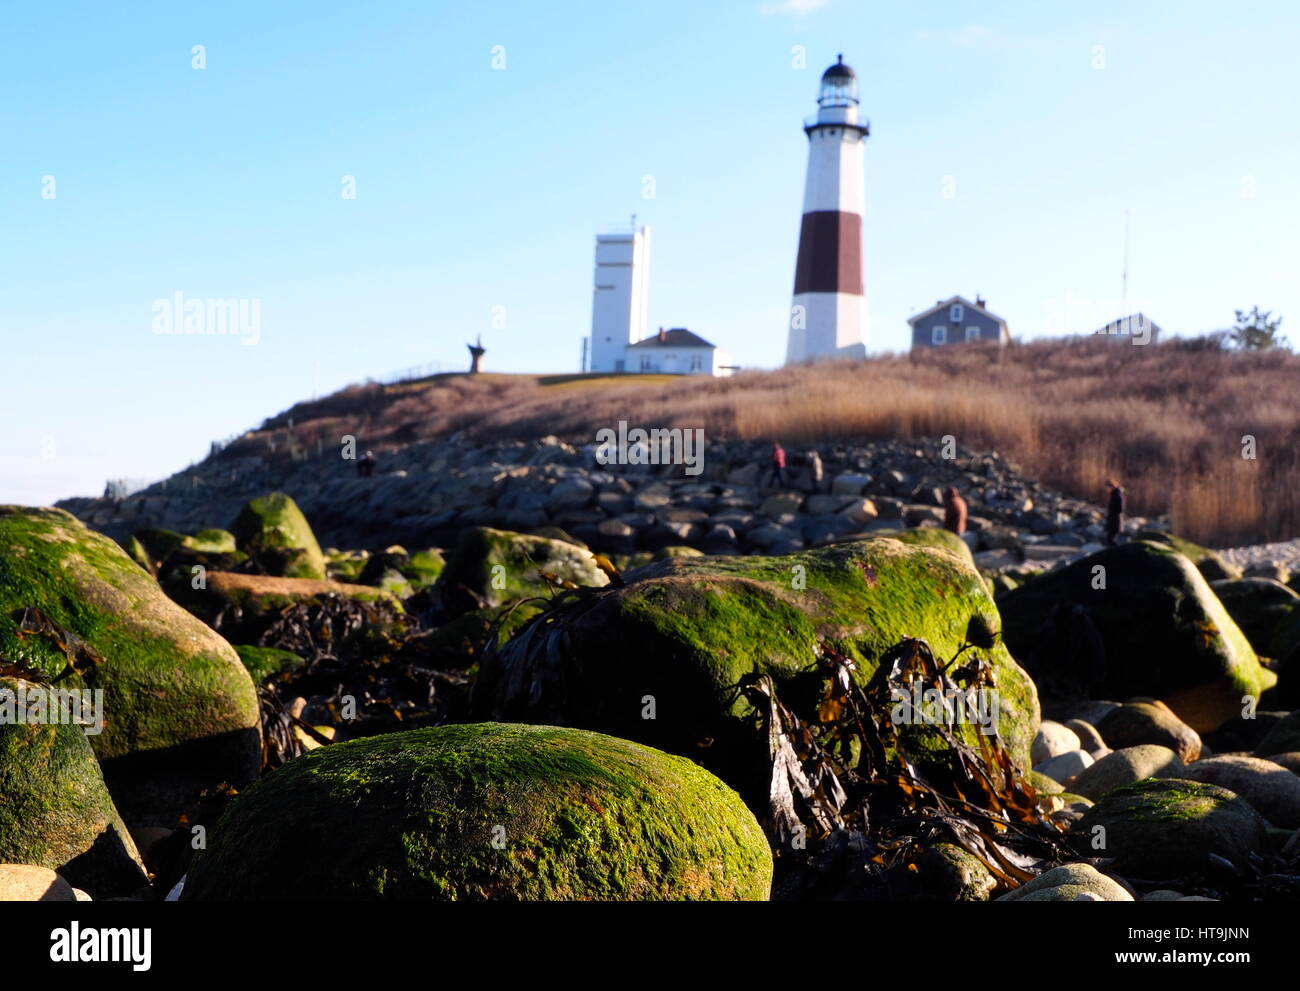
[{"x1": 786, "y1": 55, "x2": 869, "y2": 364}]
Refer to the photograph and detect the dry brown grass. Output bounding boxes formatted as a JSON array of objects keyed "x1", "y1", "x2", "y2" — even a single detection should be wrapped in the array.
[{"x1": 233, "y1": 338, "x2": 1300, "y2": 547}]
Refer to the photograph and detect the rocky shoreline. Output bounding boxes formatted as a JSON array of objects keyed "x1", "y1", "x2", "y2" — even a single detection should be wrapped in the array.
[{"x1": 2, "y1": 433, "x2": 1299, "y2": 903}]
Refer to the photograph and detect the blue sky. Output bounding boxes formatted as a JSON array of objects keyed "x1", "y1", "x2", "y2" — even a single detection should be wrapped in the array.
[{"x1": 3, "y1": 0, "x2": 1298, "y2": 505}]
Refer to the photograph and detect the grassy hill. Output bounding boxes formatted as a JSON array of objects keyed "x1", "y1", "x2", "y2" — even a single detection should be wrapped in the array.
[{"x1": 218, "y1": 337, "x2": 1300, "y2": 547}]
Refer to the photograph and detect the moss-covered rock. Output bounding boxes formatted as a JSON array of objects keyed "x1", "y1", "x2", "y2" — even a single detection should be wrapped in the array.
[
  {"x1": 1135, "y1": 531, "x2": 1242, "y2": 582},
  {"x1": 1069, "y1": 778, "x2": 1268, "y2": 878},
  {"x1": 128, "y1": 526, "x2": 247, "y2": 581},
  {"x1": 233, "y1": 645, "x2": 307, "y2": 685},
  {"x1": 0, "y1": 507, "x2": 261, "y2": 825},
  {"x1": 182, "y1": 722, "x2": 772, "y2": 901},
  {"x1": 1210, "y1": 578, "x2": 1300, "y2": 655},
  {"x1": 325, "y1": 549, "x2": 369, "y2": 584},
  {"x1": 998, "y1": 542, "x2": 1274, "y2": 733},
  {"x1": 853, "y1": 527, "x2": 975, "y2": 569},
  {"x1": 0, "y1": 677, "x2": 149, "y2": 898},
  {"x1": 230, "y1": 492, "x2": 326, "y2": 580},
  {"x1": 167, "y1": 571, "x2": 403, "y2": 643},
  {"x1": 474, "y1": 537, "x2": 1040, "y2": 801},
  {"x1": 434, "y1": 527, "x2": 609, "y2": 616}
]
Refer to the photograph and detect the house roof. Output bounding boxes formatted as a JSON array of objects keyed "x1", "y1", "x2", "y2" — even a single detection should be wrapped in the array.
[
  {"x1": 628, "y1": 328, "x2": 717, "y2": 349},
  {"x1": 1095, "y1": 313, "x2": 1162, "y2": 336},
  {"x1": 907, "y1": 295, "x2": 1008, "y2": 327}
]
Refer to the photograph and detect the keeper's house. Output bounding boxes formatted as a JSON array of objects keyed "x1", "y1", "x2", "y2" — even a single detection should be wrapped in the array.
[{"x1": 909, "y1": 295, "x2": 1010, "y2": 350}]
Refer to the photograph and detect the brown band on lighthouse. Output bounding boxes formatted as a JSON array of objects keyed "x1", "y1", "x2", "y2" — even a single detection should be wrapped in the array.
[{"x1": 793, "y1": 211, "x2": 863, "y2": 296}]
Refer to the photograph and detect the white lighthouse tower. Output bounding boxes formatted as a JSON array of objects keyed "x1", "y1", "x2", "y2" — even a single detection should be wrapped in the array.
[
  {"x1": 589, "y1": 224, "x2": 651, "y2": 373},
  {"x1": 786, "y1": 55, "x2": 869, "y2": 364}
]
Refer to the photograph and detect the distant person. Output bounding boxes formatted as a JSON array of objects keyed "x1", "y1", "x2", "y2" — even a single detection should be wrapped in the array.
[
  {"x1": 1105, "y1": 480, "x2": 1124, "y2": 546},
  {"x1": 767, "y1": 442, "x2": 788, "y2": 488},
  {"x1": 358, "y1": 450, "x2": 376, "y2": 478},
  {"x1": 943, "y1": 486, "x2": 968, "y2": 535}
]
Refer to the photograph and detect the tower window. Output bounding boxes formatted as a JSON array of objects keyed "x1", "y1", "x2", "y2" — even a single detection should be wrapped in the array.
[
  {"x1": 932, "y1": 326, "x2": 946, "y2": 345},
  {"x1": 950, "y1": 303, "x2": 964, "y2": 322}
]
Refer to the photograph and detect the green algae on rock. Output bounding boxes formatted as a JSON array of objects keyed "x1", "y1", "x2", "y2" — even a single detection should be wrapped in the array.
[
  {"x1": 848, "y1": 526, "x2": 976, "y2": 569},
  {"x1": 0, "y1": 676, "x2": 149, "y2": 898},
  {"x1": 473, "y1": 537, "x2": 1040, "y2": 795},
  {"x1": 181, "y1": 722, "x2": 772, "y2": 901},
  {"x1": 1134, "y1": 531, "x2": 1242, "y2": 582},
  {"x1": 233, "y1": 644, "x2": 307, "y2": 685},
  {"x1": 998, "y1": 541, "x2": 1273, "y2": 733},
  {"x1": 166, "y1": 571, "x2": 403, "y2": 644},
  {"x1": 230, "y1": 492, "x2": 326, "y2": 580},
  {"x1": 433, "y1": 526, "x2": 609, "y2": 616},
  {"x1": 0, "y1": 506, "x2": 261, "y2": 826},
  {"x1": 1068, "y1": 777, "x2": 1268, "y2": 878}
]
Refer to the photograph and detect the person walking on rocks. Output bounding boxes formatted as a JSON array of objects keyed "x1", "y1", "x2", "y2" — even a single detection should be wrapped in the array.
[
  {"x1": 1105, "y1": 480, "x2": 1124, "y2": 545},
  {"x1": 358, "y1": 450, "x2": 376, "y2": 478},
  {"x1": 943, "y1": 486, "x2": 967, "y2": 535},
  {"x1": 767, "y1": 442, "x2": 788, "y2": 489}
]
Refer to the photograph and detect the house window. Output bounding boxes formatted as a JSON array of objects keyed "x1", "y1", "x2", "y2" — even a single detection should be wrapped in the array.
[
  {"x1": 639, "y1": 356, "x2": 652, "y2": 372},
  {"x1": 689, "y1": 354, "x2": 702, "y2": 372},
  {"x1": 614, "y1": 360, "x2": 625, "y2": 372},
  {"x1": 931, "y1": 326, "x2": 946, "y2": 345},
  {"x1": 950, "y1": 303, "x2": 964, "y2": 322},
  {"x1": 965, "y1": 325, "x2": 980, "y2": 342}
]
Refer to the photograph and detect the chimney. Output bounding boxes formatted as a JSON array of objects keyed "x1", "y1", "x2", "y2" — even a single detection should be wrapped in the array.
[
  {"x1": 657, "y1": 327, "x2": 666, "y2": 344},
  {"x1": 976, "y1": 295, "x2": 986, "y2": 309}
]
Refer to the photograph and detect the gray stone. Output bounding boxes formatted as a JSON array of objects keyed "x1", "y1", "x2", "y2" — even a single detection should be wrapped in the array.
[
  {"x1": 830, "y1": 473, "x2": 870, "y2": 496},
  {"x1": 1031, "y1": 721, "x2": 1082, "y2": 766},
  {"x1": 997, "y1": 864, "x2": 1132, "y2": 902},
  {"x1": 1068, "y1": 745, "x2": 1185, "y2": 801},
  {"x1": 1180, "y1": 755, "x2": 1300, "y2": 827},
  {"x1": 1033, "y1": 749, "x2": 1094, "y2": 785}
]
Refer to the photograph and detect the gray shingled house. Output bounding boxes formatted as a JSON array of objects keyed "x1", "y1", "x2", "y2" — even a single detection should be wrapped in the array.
[{"x1": 908, "y1": 295, "x2": 1010, "y2": 350}]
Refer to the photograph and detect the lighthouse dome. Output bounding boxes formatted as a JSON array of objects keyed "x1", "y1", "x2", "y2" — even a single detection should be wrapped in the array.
[
  {"x1": 821, "y1": 55, "x2": 856, "y2": 81},
  {"x1": 818, "y1": 55, "x2": 858, "y2": 106}
]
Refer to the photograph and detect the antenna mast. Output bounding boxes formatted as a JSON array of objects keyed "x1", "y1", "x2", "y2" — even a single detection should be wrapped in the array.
[{"x1": 1121, "y1": 209, "x2": 1130, "y2": 315}]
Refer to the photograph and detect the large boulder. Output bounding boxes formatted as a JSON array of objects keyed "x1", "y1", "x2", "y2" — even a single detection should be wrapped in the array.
[
  {"x1": 1095, "y1": 701, "x2": 1201, "y2": 763},
  {"x1": 1135, "y1": 531, "x2": 1242, "y2": 582},
  {"x1": 0, "y1": 677, "x2": 149, "y2": 898},
  {"x1": 1069, "y1": 778, "x2": 1269, "y2": 879},
  {"x1": 1266, "y1": 608, "x2": 1300, "y2": 707},
  {"x1": 433, "y1": 527, "x2": 609, "y2": 616},
  {"x1": 854, "y1": 527, "x2": 976, "y2": 569},
  {"x1": 1210, "y1": 578, "x2": 1300, "y2": 654},
  {"x1": 998, "y1": 542, "x2": 1274, "y2": 732},
  {"x1": 167, "y1": 571, "x2": 403, "y2": 643},
  {"x1": 1255, "y1": 710, "x2": 1300, "y2": 757},
  {"x1": 473, "y1": 537, "x2": 1040, "y2": 799},
  {"x1": 0, "y1": 507, "x2": 261, "y2": 826},
  {"x1": 230, "y1": 492, "x2": 326, "y2": 580},
  {"x1": 182, "y1": 723, "x2": 771, "y2": 901}
]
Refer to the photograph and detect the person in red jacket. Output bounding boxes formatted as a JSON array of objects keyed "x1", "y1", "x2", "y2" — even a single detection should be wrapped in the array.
[
  {"x1": 943, "y1": 486, "x2": 968, "y2": 535},
  {"x1": 768, "y1": 442, "x2": 788, "y2": 488}
]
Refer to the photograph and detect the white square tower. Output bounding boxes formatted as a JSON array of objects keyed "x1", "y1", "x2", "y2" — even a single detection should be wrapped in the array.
[{"x1": 589, "y1": 225, "x2": 651, "y2": 373}]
